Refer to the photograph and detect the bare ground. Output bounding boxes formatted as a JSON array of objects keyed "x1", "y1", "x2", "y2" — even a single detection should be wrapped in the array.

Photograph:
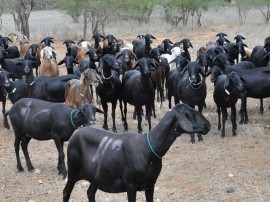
[{"x1": 1, "y1": 34, "x2": 270, "y2": 202}]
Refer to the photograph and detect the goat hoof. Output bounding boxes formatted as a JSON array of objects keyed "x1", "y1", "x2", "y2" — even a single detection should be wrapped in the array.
[
  {"x1": 197, "y1": 134, "x2": 203, "y2": 142},
  {"x1": 102, "y1": 126, "x2": 109, "y2": 130},
  {"x1": 17, "y1": 167, "x2": 24, "y2": 172},
  {"x1": 239, "y1": 120, "x2": 244, "y2": 125},
  {"x1": 113, "y1": 129, "x2": 117, "y2": 133}
]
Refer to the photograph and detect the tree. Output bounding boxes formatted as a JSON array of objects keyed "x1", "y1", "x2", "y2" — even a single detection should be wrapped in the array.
[
  {"x1": 253, "y1": 0, "x2": 270, "y2": 24},
  {"x1": 17, "y1": 0, "x2": 35, "y2": 40},
  {"x1": 123, "y1": 0, "x2": 157, "y2": 23},
  {"x1": 2, "y1": 0, "x2": 34, "y2": 40},
  {"x1": 57, "y1": 0, "x2": 128, "y2": 38},
  {"x1": 234, "y1": 0, "x2": 253, "y2": 24},
  {"x1": 161, "y1": 0, "x2": 219, "y2": 28}
]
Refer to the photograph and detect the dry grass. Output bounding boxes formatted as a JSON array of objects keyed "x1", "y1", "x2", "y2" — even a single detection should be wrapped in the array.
[{"x1": 0, "y1": 6, "x2": 269, "y2": 46}]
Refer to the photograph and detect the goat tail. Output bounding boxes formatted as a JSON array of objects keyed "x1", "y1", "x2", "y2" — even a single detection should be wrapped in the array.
[{"x1": 3, "y1": 110, "x2": 10, "y2": 130}]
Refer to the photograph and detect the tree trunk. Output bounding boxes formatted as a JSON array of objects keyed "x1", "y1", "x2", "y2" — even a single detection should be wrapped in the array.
[
  {"x1": 17, "y1": 0, "x2": 34, "y2": 40},
  {"x1": 83, "y1": 13, "x2": 88, "y2": 39}
]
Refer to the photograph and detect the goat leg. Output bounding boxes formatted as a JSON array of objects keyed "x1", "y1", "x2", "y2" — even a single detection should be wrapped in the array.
[
  {"x1": 87, "y1": 184, "x2": 98, "y2": 202},
  {"x1": 217, "y1": 106, "x2": 221, "y2": 130},
  {"x1": 136, "y1": 106, "x2": 143, "y2": 133},
  {"x1": 54, "y1": 138, "x2": 67, "y2": 178},
  {"x1": 111, "y1": 102, "x2": 117, "y2": 133},
  {"x1": 190, "y1": 133, "x2": 195, "y2": 144},
  {"x1": 231, "y1": 105, "x2": 237, "y2": 136},
  {"x1": 20, "y1": 137, "x2": 34, "y2": 172},
  {"x1": 259, "y1": 98, "x2": 264, "y2": 114},
  {"x1": 221, "y1": 107, "x2": 228, "y2": 138},
  {"x1": 145, "y1": 185, "x2": 154, "y2": 202},
  {"x1": 14, "y1": 137, "x2": 24, "y2": 172},
  {"x1": 101, "y1": 102, "x2": 109, "y2": 130}
]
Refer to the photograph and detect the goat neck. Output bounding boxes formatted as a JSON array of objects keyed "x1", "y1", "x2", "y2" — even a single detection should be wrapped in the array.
[
  {"x1": 146, "y1": 104, "x2": 210, "y2": 159},
  {"x1": 25, "y1": 70, "x2": 35, "y2": 86}
]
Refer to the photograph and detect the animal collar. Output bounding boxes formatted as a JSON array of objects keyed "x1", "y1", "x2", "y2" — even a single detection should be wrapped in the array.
[
  {"x1": 146, "y1": 132, "x2": 161, "y2": 160},
  {"x1": 4, "y1": 81, "x2": 16, "y2": 96},
  {"x1": 70, "y1": 110, "x2": 79, "y2": 128},
  {"x1": 188, "y1": 74, "x2": 203, "y2": 90}
]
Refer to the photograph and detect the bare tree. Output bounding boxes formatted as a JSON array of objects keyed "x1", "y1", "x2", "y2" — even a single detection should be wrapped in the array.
[
  {"x1": 17, "y1": 0, "x2": 35, "y2": 40},
  {"x1": 255, "y1": 1, "x2": 270, "y2": 24}
]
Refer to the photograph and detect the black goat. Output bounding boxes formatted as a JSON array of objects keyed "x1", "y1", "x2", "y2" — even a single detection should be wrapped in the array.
[
  {"x1": 0, "y1": 68, "x2": 9, "y2": 115},
  {"x1": 96, "y1": 54, "x2": 122, "y2": 133},
  {"x1": 227, "y1": 35, "x2": 248, "y2": 63},
  {"x1": 23, "y1": 62, "x2": 78, "y2": 102},
  {"x1": 176, "y1": 61, "x2": 207, "y2": 143},
  {"x1": 166, "y1": 55, "x2": 190, "y2": 109},
  {"x1": 40, "y1": 36, "x2": 54, "y2": 47},
  {"x1": 3, "y1": 98, "x2": 103, "y2": 178},
  {"x1": 91, "y1": 33, "x2": 105, "y2": 59},
  {"x1": 102, "y1": 34, "x2": 120, "y2": 56},
  {"x1": 158, "y1": 38, "x2": 174, "y2": 54},
  {"x1": 122, "y1": 57, "x2": 157, "y2": 133},
  {"x1": 115, "y1": 47, "x2": 137, "y2": 71},
  {"x1": 213, "y1": 72, "x2": 243, "y2": 137},
  {"x1": 209, "y1": 63, "x2": 270, "y2": 125},
  {"x1": 0, "y1": 69, "x2": 29, "y2": 105},
  {"x1": 62, "y1": 39, "x2": 78, "y2": 59},
  {"x1": 133, "y1": 34, "x2": 156, "y2": 59},
  {"x1": 58, "y1": 54, "x2": 79, "y2": 75},
  {"x1": 0, "y1": 47, "x2": 37, "y2": 80},
  {"x1": 63, "y1": 103, "x2": 211, "y2": 202},
  {"x1": 73, "y1": 47, "x2": 98, "y2": 78},
  {"x1": 173, "y1": 38, "x2": 193, "y2": 61},
  {"x1": 251, "y1": 36, "x2": 270, "y2": 67},
  {"x1": 215, "y1": 32, "x2": 231, "y2": 49},
  {"x1": 0, "y1": 36, "x2": 20, "y2": 59},
  {"x1": 24, "y1": 44, "x2": 41, "y2": 76},
  {"x1": 196, "y1": 47, "x2": 210, "y2": 74}
]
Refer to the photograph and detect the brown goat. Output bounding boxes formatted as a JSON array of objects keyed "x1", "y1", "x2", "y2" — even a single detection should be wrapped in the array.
[
  {"x1": 65, "y1": 68, "x2": 101, "y2": 108},
  {"x1": 76, "y1": 40, "x2": 91, "y2": 63},
  {"x1": 38, "y1": 47, "x2": 59, "y2": 77}
]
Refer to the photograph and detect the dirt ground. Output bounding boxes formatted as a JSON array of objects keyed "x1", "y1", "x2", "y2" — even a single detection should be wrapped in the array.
[{"x1": 1, "y1": 34, "x2": 270, "y2": 202}]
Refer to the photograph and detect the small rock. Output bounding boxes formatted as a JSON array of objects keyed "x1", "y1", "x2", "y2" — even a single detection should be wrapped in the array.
[
  {"x1": 38, "y1": 180, "x2": 43, "y2": 184},
  {"x1": 226, "y1": 186, "x2": 236, "y2": 193},
  {"x1": 34, "y1": 169, "x2": 41, "y2": 174},
  {"x1": 229, "y1": 173, "x2": 234, "y2": 178}
]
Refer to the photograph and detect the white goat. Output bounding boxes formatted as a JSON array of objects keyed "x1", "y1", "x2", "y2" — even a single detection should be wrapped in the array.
[{"x1": 161, "y1": 47, "x2": 184, "y2": 69}]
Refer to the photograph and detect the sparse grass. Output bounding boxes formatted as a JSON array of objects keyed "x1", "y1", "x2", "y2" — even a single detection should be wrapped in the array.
[{"x1": 0, "y1": 6, "x2": 269, "y2": 46}]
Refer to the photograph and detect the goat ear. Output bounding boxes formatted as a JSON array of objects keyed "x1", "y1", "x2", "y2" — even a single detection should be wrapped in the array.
[
  {"x1": 100, "y1": 35, "x2": 105, "y2": 40},
  {"x1": 7, "y1": 37, "x2": 13, "y2": 42},
  {"x1": 95, "y1": 107, "x2": 104, "y2": 114},
  {"x1": 57, "y1": 60, "x2": 65, "y2": 65},
  {"x1": 243, "y1": 43, "x2": 248, "y2": 47},
  {"x1": 168, "y1": 58, "x2": 176, "y2": 64},
  {"x1": 169, "y1": 40, "x2": 173, "y2": 44},
  {"x1": 115, "y1": 51, "x2": 123, "y2": 59},
  {"x1": 131, "y1": 52, "x2": 137, "y2": 60},
  {"x1": 189, "y1": 41, "x2": 193, "y2": 48},
  {"x1": 177, "y1": 114, "x2": 194, "y2": 133},
  {"x1": 151, "y1": 35, "x2": 156, "y2": 40},
  {"x1": 199, "y1": 66, "x2": 206, "y2": 77}
]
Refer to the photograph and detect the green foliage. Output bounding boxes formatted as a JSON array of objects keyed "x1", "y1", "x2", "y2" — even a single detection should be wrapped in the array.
[{"x1": 122, "y1": 0, "x2": 157, "y2": 23}]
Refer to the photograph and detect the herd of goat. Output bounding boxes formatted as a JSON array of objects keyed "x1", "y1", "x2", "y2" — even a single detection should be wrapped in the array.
[{"x1": 0, "y1": 31, "x2": 270, "y2": 201}]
